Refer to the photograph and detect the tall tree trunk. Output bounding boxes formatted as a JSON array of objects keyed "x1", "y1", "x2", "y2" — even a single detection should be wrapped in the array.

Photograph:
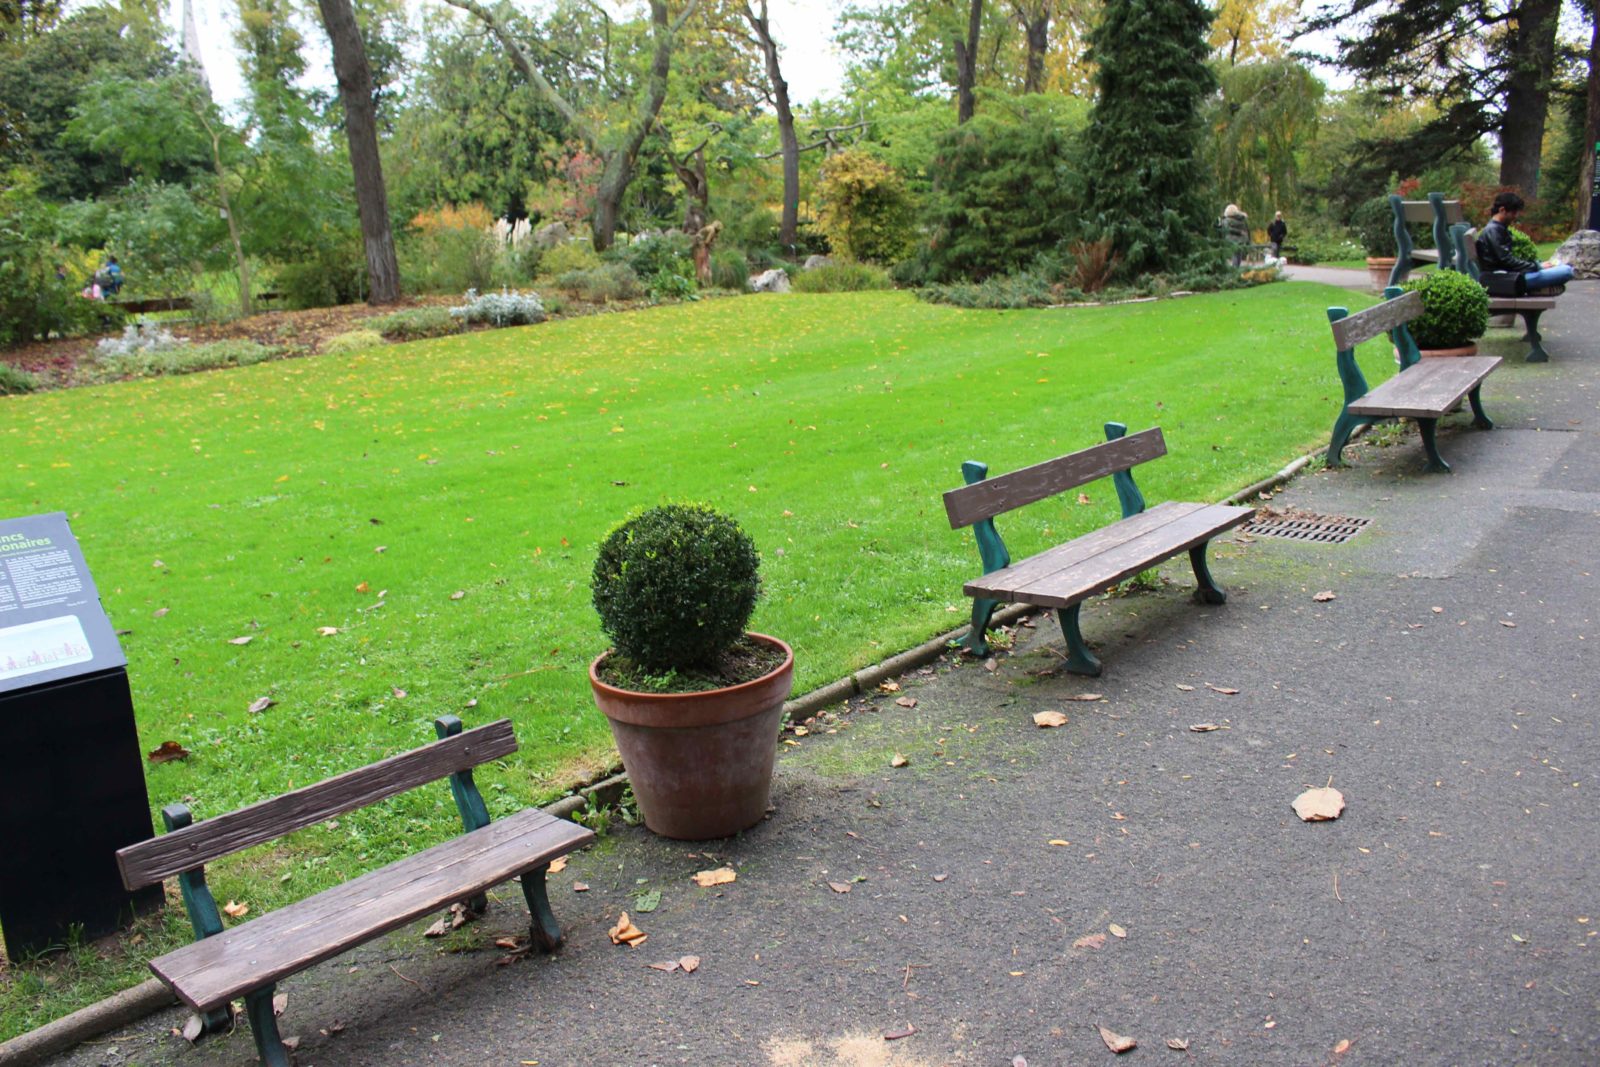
[
  {"x1": 743, "y1": 1, "x2": 800, "y2": 250},
  {"x1": 208, "y1": 127, "x2": 252, "y2": 318},
  {"x1": 669, "y1": 143, "x2": 709, "y2": 232},
  {"x1": 1499, "y1": 0, "x2": 1561, "y2": 196},
  {"x1": 954, "y1": 0, "x2": 982, "y2": 123},
  {"x1": 1580, "y1": 9, "x2": 1600, "y2": 231},
  {"x1": 1021, "y1": 5, "x2": 1049, "y2": 94}
]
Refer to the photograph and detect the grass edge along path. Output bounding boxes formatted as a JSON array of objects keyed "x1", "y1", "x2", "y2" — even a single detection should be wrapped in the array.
[{"x1": 0, "y1": 284, "x2": 1379, "y2": 1037}]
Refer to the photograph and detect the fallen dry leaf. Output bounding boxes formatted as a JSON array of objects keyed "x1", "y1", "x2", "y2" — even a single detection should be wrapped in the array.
[
  {"x1": 1431, "y1": 606, "x2": 1443, "y2": 614},
  {"x1": 450, "y1": 590, "x2": 466, "y2": 601},
  {"x1": 1066, "y1": 693, "x2": 1104, "y2": 702},
  {"x1": 180, "y1": 1014, "x2": 204, "y2": 1043},
  {"x1": 391, "y1": 687, "x2": 407, "y2": 699},
  {"x1": 317, "y1": 626, "x2": 340, "y2": 636},
  {"x1": 1167, "y1": 1038, "x2": 1190, "y2": 1051},
  {"x1": 147, "y1": 740, "x2": 190, "y2": 764},
  {"x1": 890, "y1": 754, "x2": 909, "y2": 768},
  {"x1": 1189, "y1": 723, "x2": 1221, "y2": 732},
  {"x1": 1333, "y1": 1038, "x2": 1352, "y2": 1055},
  {"x1": 1034, "y1": 711, "x2": 1069, "y2": 728},
  {"x1": 895, "y1": 696, "x2": 917, "y2": 708},
  {"x1": 983, "y1": 657, "x2": 998, "y2": 672},
  {"x1": 247, "y1": 696, "x2": 273, "y2": 714},
  {"x1": 1109, "y1": 923, "x2": 1127, "y2": 939},
  {"x1": 647, "y1": 960, "x2": 680, "y2": 972},
  {"x1": 423, "y1": 918, "x2": 448, "y2": 938},
  {"x1": 828, "y1": 881, "x2": 852, "y2": 894},
  {"x1": 228, "y1": 635, "x2": 253, "y2": 646},
  {"x1": 883, "y1": 1024, "x2": 917, "y2": 1041},
  {"x1": 1175, "y1": 683, "x2": 1196, "y2": 691},
  {"x1": 608, "y1": 912, "x2": 647, "y2": 947},
  {"x1": 548, "y1": 856, "x2": 567, "y2": 874},
  {"x1": 1073, "y1": 933, "x2": 1107, "y2": 950},
  {"x1": 1313, "y1": 590, "x2": 1337, "y2": 602},
  {"x1": 691, "y1": 867, "x2": 736, "y2": 887},
  {"x1": 1098, "y1": 1025, "x2": 1137, "y2": 1053},
  {"x1": 1048, "y1": 839, "x2": 1070, "y2": 847},
  {"x1": 678, "y1": 955, "x2": 700, "y2": 973},
  {"x1": 356, "y1": 581, "x2": 370, "y2": 593},
  {"x1": 494, "y1": 937, "x2": 520, "y2": 949},
  {"x1": 573, "y1": 882, "x2": 590, "y2": 892},
  {"x1": 1293, "y1": 786, "x2": 1346, "y2": 822},
  {"x1": 877, "y1": 680, "x2": 901, "y2": 693},
  {"x1": 1500, "y1": 620, "x2": 1516, "y2": 628},
  {"x1": 222, "y1": 900, "x2": 249, "y2": 919},
  {"x1": 153, "y1": 607, "x2": 169, "y2": 619},
  {"x1": 1076, "y1": 493, "x2": 1092, "y2": 505},
  {"x1": 272, "y1": 993, "x2": 287, "y2": 1016},
  {"x1": 1205, "y1": 684, "x2": 1240, "y2": 695}
]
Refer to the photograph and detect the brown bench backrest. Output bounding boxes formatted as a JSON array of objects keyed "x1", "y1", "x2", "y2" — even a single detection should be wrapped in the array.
[
  {"x1": 943, "y1": 428, "x2": 1165, "y2": 529},
  {"x1": 117, "y1": 719, "x2": 518, "y2": 889},
  {"x1": 1329, "y1": 289, "x2": 1423, "y2": 352}
]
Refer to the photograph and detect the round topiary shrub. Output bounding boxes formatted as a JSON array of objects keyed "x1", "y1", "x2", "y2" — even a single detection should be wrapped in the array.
[
  {"x1": 1401, "y1": 270, "x2": 1490, "y2": 349},
  {"x1": 1350, "y1": 196, "x2": 1398, "y2": 258},
  {"x1": 592, "y1": 504, "x2": 761, "y2": 672},
  {"x1": 1509, "y1": 227, "x2": 1539, "y2": 263}
]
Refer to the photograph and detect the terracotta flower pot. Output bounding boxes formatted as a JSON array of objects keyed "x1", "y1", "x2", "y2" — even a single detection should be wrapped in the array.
[
  {"x1": 589, "y1": 634, "x2": 794, "y2": 840},
  {"x1": 1418, "y1": 343, "x2": 1479, "y2": 357},
  {"x1": 1365, "y1": 256, "x2": 1397, "y2": 292}
]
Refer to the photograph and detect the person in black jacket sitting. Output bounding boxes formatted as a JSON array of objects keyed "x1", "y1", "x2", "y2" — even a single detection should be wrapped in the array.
[{"x1": 1476, "y1": 192, "x2": 1573, "y2": 294}]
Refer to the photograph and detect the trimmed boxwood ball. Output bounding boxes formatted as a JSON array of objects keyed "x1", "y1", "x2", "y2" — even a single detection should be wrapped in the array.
[
  {"x1": 1401, "y1": 270, "x2": 1490, "y2": 349},
  {"x1": 592, "y1": 504, "x2": 761, "y2": 672}
]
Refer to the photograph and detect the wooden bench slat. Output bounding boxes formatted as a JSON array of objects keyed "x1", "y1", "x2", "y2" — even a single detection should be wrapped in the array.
[
  {"x1": 965, "y1": 503, "x2": 1254, "y2": 609},
  {"x1": 943, "y1": 428, "x2": 1166, "y2": 529},
  {"x1": 1489, "y1": 297, "x2": 1556, "y2": 311},
  {"x1": 1347, "y1": 356, "x2": 1502, "y2": 419},
  {"x1": 1330, "y1": 290, "x2": 1423, "y2": 352},
  {"x1": 149, "y1": 807, "x2": 593, "y2": 1011},
  {"x1": 965, "y1": 501, "x2": 1202, "y2": 592},
  {"x1": 118, "y1": 720, "x2": 519, "y2": 889}
]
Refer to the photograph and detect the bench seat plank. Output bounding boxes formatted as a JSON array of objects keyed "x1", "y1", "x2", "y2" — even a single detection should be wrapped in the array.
[
  {"x1": 150, "y1": 808, "x2": 593, "y2": 1012},
  {"x1": 965, "y1": 502, "x2": 1253, "y2": 609},
  {"x1": 1347, "y1": 356, "x2": 1502, "y2": 419},
  {"x1": 1488, "y1": 297, "x2": 1556, "y2": 311}
]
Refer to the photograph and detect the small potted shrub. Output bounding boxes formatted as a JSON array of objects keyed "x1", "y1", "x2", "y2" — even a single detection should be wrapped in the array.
[
  {"x1": 1400, "y1": 270, "x2": 1490, "y2": 356},
  {"x1": 1350, "y1": 196, "x2": 1399, "y2": 291},
  {"x1": 588, "y1": 504, "x2": 793, "y2": 840}
]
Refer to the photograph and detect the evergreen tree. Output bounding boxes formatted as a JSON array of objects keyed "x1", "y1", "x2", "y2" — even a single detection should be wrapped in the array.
[{"x1": 1078, "y1": 0, "x2": 1216, "y2": 277}]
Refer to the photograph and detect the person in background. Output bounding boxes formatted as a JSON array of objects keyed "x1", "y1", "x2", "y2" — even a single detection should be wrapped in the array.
[
  {"x1": 1220, "y1": 203, "x2": 1250, "y2": 267},
  {"x1": 54, "y1": 264, "x2": 67, "y2": 282},
  {"x1": 1476, "y1": 193, "x2": 1573, "y2": 294},
  {"x1": 1267, "y1": 211, "x2": 1287, "y2": 258},
  {"x1": 100, "y1": 255, "x2": 123, "y2": 295}
]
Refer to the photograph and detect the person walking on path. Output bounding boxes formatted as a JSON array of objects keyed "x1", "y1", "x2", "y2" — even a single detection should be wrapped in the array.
[
  {"x1": 1476, "y1": 192, "x2": 1573, "y2": 295},
  {"x1": 1267, "y1": 211, "x2": 1287, "y2": 258}
]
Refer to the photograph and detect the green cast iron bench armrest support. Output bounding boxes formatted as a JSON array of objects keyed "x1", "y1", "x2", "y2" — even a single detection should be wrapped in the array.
[{"x1": 943, "y1": 422, "x2": 1254, "y2": 676}]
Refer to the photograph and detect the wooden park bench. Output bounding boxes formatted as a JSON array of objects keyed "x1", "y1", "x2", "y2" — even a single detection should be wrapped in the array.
[
  {"x1": 1327, "y1": 287, "x2": 1501, "y2": 473},
  {"x1": 116, "y1": 716, "x2": 593, "y2": 1067},
  {"x1": 1450, "y1": 223, "x2": 1560, "y2": 363},
  {"x1": 1386, "y1": 193, "x2": 1464, "y2": 287},
  {"x1": 942, "y1": 423, "x2": 1255, "y2": 676}
]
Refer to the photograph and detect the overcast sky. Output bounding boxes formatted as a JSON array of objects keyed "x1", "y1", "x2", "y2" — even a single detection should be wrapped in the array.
[{"x1": 164, "y1": 0, "x2": 853, "y2": 115}]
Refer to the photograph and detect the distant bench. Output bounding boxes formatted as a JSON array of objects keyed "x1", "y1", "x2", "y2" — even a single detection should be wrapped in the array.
[
  {"x1": 117, "y1": 717, "x2": 593, "y2": 1067},
  {"x1": 943, "y1": 423, "x2": 1254, "y2": 676},
  {"x1": 1327, "y1": 287, "x2": 1501, "y2": 473}
]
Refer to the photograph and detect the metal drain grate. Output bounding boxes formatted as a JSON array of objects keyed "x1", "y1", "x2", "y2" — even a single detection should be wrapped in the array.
[{"x1": 1240, "y1": 512, "x2": 1371, "y2": 544}]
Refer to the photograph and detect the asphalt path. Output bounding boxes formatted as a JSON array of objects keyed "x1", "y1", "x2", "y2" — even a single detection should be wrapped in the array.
[{"x1": 48, "y1": 279, "x2": 1598, "y2": 1067}]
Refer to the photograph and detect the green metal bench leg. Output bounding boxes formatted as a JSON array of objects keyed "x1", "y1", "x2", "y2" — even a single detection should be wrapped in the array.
[
  {"x1": 1055, "y1": 604, "x2": 1102, "y2": 677},
  {"x1": 1327, "y1": 410, "x2": 1370, "y2": 468},
  {"x1": 520, "y1": 863, "x2": 564, "y2": 952},
  {"x1": 1416, "y1": 417, "x2": 1450, "y2": 473},
  {"x1": 1189, "y1": 543, "x2": 1227, "y2": 604},
  {"x1": 1467, "y1": 385, "x2": 1492, "y2": 430},
  {"x1": 244, "y1": 984, "x2": 292, "y2": 1067},
  {"x1": 965, "y1": 597, "x2": 1000, "y2": 657},
  {"x1": 1520, "y1": 310, "x2": 1549, "y2": 363}
]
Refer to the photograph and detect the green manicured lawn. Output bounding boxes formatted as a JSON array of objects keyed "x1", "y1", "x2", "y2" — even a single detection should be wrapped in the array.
[{"x1": 0, "y1": 283, "x2": 1381, "y2": 1032}]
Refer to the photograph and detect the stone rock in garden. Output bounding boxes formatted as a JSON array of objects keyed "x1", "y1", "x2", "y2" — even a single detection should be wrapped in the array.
[
  {"x1": 803, "y1": 255, "x2": 835, "y2": 271},
  {"x1": 533, "y1": 221, "x2": 570, "y2": 249},
  {"x1": 749, "y1": 269, "x2": 791, "y2": 293},
  {"x1": 1553, "y1": 230, "x2": 1600, "y2": 279}
]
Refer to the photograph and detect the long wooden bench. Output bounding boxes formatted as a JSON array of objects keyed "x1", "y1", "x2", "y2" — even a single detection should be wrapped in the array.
[
  {"x1": 943, "y1": 423, "x2": 1254, "y2": 676},
  {"x1": 116, "y1": 716, "x2": 593, "y2": 1066},
  {"x1": 1450, "y1": 223, "x2": 1559, "y2": 363},
  {"x1": 1327, "y1": 288, "x2": 1501, "y2": 473}
]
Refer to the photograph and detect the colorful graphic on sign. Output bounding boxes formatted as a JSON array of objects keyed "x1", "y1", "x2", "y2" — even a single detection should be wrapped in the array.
[{"x1": 0, "y1": 615, "x2": 94, "y2": 684}]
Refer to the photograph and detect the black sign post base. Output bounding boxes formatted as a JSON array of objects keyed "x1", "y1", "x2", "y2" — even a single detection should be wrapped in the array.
[
  {"x1": 0, "y1": 512, "x2": 161, "y2": 960},
  {"x1": 0, "y1": 668, "x2": 160, "y2": 958}
]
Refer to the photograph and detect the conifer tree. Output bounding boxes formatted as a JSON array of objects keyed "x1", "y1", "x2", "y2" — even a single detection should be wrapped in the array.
[{"x1": 1078, "y1": 0, "x2": 1216, "y2": 277}]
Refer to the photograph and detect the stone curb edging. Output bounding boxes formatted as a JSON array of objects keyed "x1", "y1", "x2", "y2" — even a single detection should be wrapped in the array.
[
  {"x1": 0, "y1": 433, "x2": 1339, "y2": 1065},
  {"x1": 0, "y1": 979, "x2": 175, "y2": 1066}
]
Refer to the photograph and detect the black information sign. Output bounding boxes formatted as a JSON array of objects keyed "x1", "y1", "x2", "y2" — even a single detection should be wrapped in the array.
[
  {"x1": 1590, "y1": 141, "x2": 1600, "y2": 231},
  {"x1": 0, "y1": 512, "x2": 159, "y2": 959}
]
